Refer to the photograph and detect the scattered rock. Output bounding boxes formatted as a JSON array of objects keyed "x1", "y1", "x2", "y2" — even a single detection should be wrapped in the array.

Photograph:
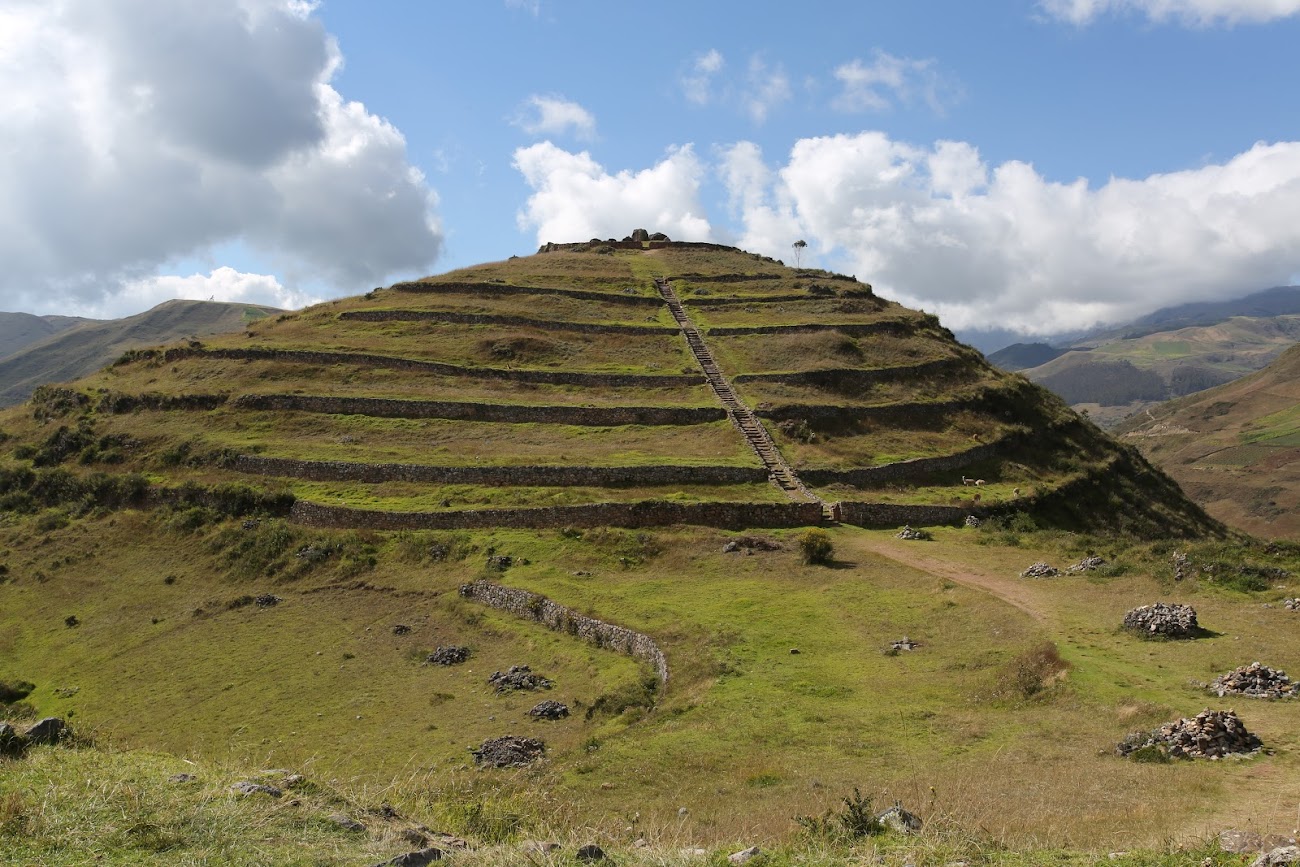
[
  {"x1": 283, "y1": 773, "x2": 306, "y2": 788},
  {"x1": 887, "y1": 637, "x2": 920, "y2": 654},
  {"x1": 1067, "y1": 556, "x2": 1107, "y2": 573},
  {"x1": 895, "y1": 525, "x2": 931, "y2": 541},
  {"x1": 295, "y1": 545, "x2": 331, "y2": 561},
  {"x1": 230, "y1": 781, "x2": 283, "y2": 797},
  {"x1": 328, "y1": 813, "x2": 366, "y2": 832},
  {"x1": 1253, "y1": 846, "x2": 1300, "y2": 867},
  {"x1": 521, "y1": 840, "x2": 561, "y2": 854},
  {"x1": 1020, "y1": 562, "x2": 1060, "y2": 578},
  {"x1": 241, "y1": 519, "x2": 259, "y2": 530},
  {"x1": 0, "y1": 722, "x2": 25, "y2": 757},
  {"x1": 1221, "y1": 831, "x2": 1298, "y2": 855},
  {"x1": 1211, "y1": 662, "x2": 1297, "y2": 699},
  {"x1": 576, "y1": 843, "x2": 607, "y2": 862},
  {"x1": 485, "y1": 554, "x2": 513, "y2": 572},
  {"x1": 426, "y1": 645, "x2": 470, "y2": 666},
  {"x1": 1116, "y1": 708, "x2": 1262, "y2": 759},
  {"x1": 722, "y1": 535, "x2": 782, "y2": 554},
  {"x1": 168, "y1": 773, "x2": 197, "y2": 784},
  {"x1": 876, "y1": 802, "x2": 923, "y2": 834},
  {"x1": 1123, "y1": 602, "x2": 1199, "y2": 638},
  {"x1": 471, "y1": 735, "x2": 545, "y2": 768},
  {"x1": 254, "y1": 594, "x2": 281, "y2": 608},
  {"x1": 1283, "y1": 598, "x2": 1299, "y2": 611},
  {"x1": 729, "y1": 846, "x2": 763, "y2": 864},
  {"x1": 23, "y1": 717, "x2": 69, "y2": 745},
  {"x1": 392, "y1": 624, "x2": 411, "y2": 635},
  {"x1": 964, "y1": 515, "x2": 981, "y2": 528},
  {"x1": 528, "y1": 700, "x2": 570, "y2": 720},
  {"x1": 1173, "y1": 551, "x2": 1189, "y2": 581},
  {"x1": 370, "y1": 848, "x2": 444, "y2": 867},
  {"x1": 488, "y1": 665, "x2": 552, "y2": 693},
  {"x1": 789, "y1": 648, "x2": 801, "y2": 655}
]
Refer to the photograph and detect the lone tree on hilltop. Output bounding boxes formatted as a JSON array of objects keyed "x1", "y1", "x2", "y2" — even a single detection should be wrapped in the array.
[{"x1": 792, "y1": 239, "x2": 807, "y2": 268}]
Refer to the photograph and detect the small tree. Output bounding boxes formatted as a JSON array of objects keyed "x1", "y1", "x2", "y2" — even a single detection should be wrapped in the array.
[
  {"x1": 798, "y1": 528, "x2": 833, "y2": 565},
  {"x1": 792, "y1": 239, "x2": 807, "y2": 268}
]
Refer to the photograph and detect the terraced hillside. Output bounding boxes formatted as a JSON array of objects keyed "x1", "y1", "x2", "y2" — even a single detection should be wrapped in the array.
[{"x1": 0, "y1": 241, "x2": 1213, "y2": 537}]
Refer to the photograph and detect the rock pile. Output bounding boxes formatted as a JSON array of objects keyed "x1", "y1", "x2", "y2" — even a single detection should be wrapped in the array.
[
  {"x1": 895, "y1": 525, "x2": 931, "y2": 541},
  {"x1": 488, "y1": 665, "x2": 552, "y2": 693},
  {"x1": 1021, "y1": 562, "x2": 1060, "y2": 578},
  {"x1": 1284, "y1": 598, "x2": 1299, "y2": 611},
  {"x1": 1116, "y1": 709, "x2": 1261, "y2": 759},
  {"x1": 472, "y1": 735, "x2": 545, "y2": 768},
  {"x1": 1123, "y1": 602, "x2": 1199, "y2": 638},
  {"x1": 426, "y1": 645, "x2": 469, "y2": 665},
  {"x1": 887, "y1": 637, "x2": 920, "y2": 653},
  {"x1": 1172, "y1": 551, "x2": 1188, "y2": 581},
  {"x1": 964, "y1": 515, "x2": 981, "y2": 528},
  {"x1": 528, "y1": 700, "x2": 569, "y2": 720},
  {"x1": 1211, "y1": 662, "x2": 1298, "y2": 699},
  {"x1": 254, "y1": 594, "x2": 281, "y2": 608},
  {"x1": 1067, "y1": 556, "x2": 1106, "y2": 573}
]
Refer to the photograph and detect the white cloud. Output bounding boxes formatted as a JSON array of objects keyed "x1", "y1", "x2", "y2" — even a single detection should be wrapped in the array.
[
  {"x1": 83, "y1": 267, "x2": 318, "y2": 320},
  {"x1": 723, "y1": 133, "x2": 1300, "y2": 336},
  {"x1": 505, "y1": 0, "x2": 541, "y2": 16},
  {"x1": 0, "y1": 0, "x2": 441, "y2": 316},
  {"x1": 681, "y1": 49, "x2": 724, "y2": 105},
  {"x1": 832, "y1": 51, "x2": 954, "y2": 114},
  {"x1": 743, "y1": 56, "x2": 792, "y2": 124},
  {"x1": 513, "y1": 142, "x2": 712, "y2": 245},
  {"x1": 512, "y1": 95, "x2": 597, "y2": 141},
  {"x1": 1042, "y1": 0, "x2": 1300, "y2": 25}
]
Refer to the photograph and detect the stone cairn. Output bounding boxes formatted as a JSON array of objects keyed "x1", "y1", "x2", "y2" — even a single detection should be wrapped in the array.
[
  {"x1": 529, "y1": 700, "x2": 570, "y2": 720},
  {"x1": 1021, "y1": 562, "x2": 1060, "y2": 578},
  {"x1": 488, "y1": 665, "x2": 552, "y2": 693},
  {"x1": 964, "y1": 515, "x2": 981, "y2": 528},
  {"x1": 895, "y1": 525, "x2": 931, "y2": 541},
  {"x1": 1116, "y1": 709, "x2": 1261, "y2": 760},
  {"x1": 472, "y1": 735, "x2": 545, "y2": 768},
  {"x1": 1172, "y1": 551, "x2": 1189, "y2": 581},
  {"x1": 1210, "y1": 662, "x2": 1298, "y2": 699},
  {"x1": 1123, "y1": 602, "x2": 1198, "y2": 638},
  {"x1": 426, "y1": 645, "x2": 470, "y2": 666},
  {"x1": 1284, "y1": 598, "x2": 1299, "y2": 611},
  {"x1": 1067, "y1": 555, "x2": 1106, "y2": 573}
]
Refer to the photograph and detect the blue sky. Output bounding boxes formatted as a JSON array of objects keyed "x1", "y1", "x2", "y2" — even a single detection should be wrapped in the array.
[{"x1": 3, "y1": 0, "x2": 1299, "y2": 342}]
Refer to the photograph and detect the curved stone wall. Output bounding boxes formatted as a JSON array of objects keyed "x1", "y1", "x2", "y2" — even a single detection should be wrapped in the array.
[
  {"x1": 704, "y1": 321, "x2": 914, "y2": 337},
  {"x1": 800, "y1": 441, "x2": 1004, "y2": 487},
  {"x1": 231, "y1": 394, "x2": 725, "y2": 426},
  {"x1": 290, "y1": 499, "x2": 824, "y2": 531},
  {"x1": 459, "y1": 579, "x2": 670, "y2": 685},
  {"x1": 339, "y1": 309, "x2": 675, "y2": 335},
  {"x1": 735, "y1": 356, "x2": 967, "y2": 388},
  {"x1": 233, "y1": 455, "x2": 767, "y2": 487},
  {"x1": 389, "y1": 281, "x2": 664, "y2": 307}
]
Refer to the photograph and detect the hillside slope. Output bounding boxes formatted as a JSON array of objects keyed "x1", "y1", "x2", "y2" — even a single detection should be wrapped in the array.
[
  {"x1": 1116, "y1": 342, "x2": 1300, "y2": 538},
  {"x1": 0, "y1": 299, "x2": 281, "y2": 407},
  {"x1": 0, "y1": 311, "x2": 91, "y2": 360}
]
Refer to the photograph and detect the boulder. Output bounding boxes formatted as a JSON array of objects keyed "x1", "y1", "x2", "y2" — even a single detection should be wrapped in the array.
[
  {"x1": 630, "y1": 228, "x2": 651, "y2": 242},
  {"x1": 576, "y1": 843, "x2": 607, "y2": 862},
  {"x1": 328, "y1": 813, "x2": 366, "y2": 832},
  {"x1": 1253, "y1": 847, "x2": 1300, "y2": 867},
  {"x1": 729, "y1": 847, "x2": 762, "y2": 864},
  {"x1": 0, "y1": 722, "x2": 26, "y2": 757},
  {"x1": 24, "y1": 717, "x2": 69, "y2": 745},
  {"x1": 371, "y1": 848, "x2": 444, "y2": 867},
  {"x1": 876, "y1": 803, "x2": 922, "y2": 834},
  {"x1": 230, "y1": 781, "x2": 283, "y2": 797}
]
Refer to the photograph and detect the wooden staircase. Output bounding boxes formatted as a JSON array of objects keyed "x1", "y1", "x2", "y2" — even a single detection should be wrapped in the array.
[{"x1": 655, "y1": 278, "x2": 831, "y2": 519}]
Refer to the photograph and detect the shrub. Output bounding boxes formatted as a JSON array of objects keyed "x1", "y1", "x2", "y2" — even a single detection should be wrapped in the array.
[
  {"x1": 991, "y1": 641, "x2": 1071, "y2": 701},
  {"x1": 0, "y1": 680, "x2": 35, "y2": 704},
  {"x1": 799, "y1": 529, "x2": 834, "y2": 565},
  {"x1": 795, "y1": 788, "x2": 884, "y2": 839}
]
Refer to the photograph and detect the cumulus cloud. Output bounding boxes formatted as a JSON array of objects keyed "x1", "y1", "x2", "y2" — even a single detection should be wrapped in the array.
[
  {"x1": 743, "y1": 56, "x2": 792, "y2": 124},
  {"x1": 513, "y1": 142, "x2": 712, "y2": 245},
  {"x1": 832, "y1": 51, "x2": 955, "y2": 114},
  {"x1": 512, "y1": 95, "x2": 597, "y2": 141},
  {"x1": 1042, "y1": 0, "x2": 1300, "y2": 25},
  {"x1": 722, "y1": 133, "x2": 1300, "y2": 336},
  {"x1": 681, "y1": 49, "x2": 725, "y2": 105},
  {"x1": 0, "y1": 0, "x2": 441, "y2": 315},
  {"x1": 83, "y1": 267, "x2": 318, "y2": 320}
]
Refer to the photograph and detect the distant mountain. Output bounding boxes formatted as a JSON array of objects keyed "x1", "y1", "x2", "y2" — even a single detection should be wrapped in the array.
[
  {"x1": 1077, "y1": 285, "x2": 1300, "y2": 346},
  {"x1": 985, "y1": 342, "x2": 1067, "y2": 371},
  {"x1": 1116, "y1": 343, "x2": 1300, "y2": 539},
  {"x1": 0, "y1": 299, "x2": 281, "y2": 407},
  {"x1": 0, "y1": 311, "x2": 94, "y2": 360}
]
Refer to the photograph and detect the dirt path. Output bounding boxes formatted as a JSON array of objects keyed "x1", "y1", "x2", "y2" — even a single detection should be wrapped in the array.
[{"x1": 850, "y1": 533, "x2": 1052, "y2": 623}]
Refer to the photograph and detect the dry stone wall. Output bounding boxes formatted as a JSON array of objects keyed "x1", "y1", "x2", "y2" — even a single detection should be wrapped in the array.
[
  {"x1": 233, "y1": 455, "x2": 768, "y2": 487},
  {"x1": 835, "y1": 501, "x2": 976, "y2": 528},
  {"x1": 339, "y1": 309, "x2": 675, "y2": 335},
  {"x1": 459, "y1": 579, "x2": 669, "y2": 684},
  {"x1": 800, "y1": 441, "x2": 1003, "y2": 487},
  {"x1": 389, "y1": 281, "x2": 664, "y2": 307},
  {"x1": 736, "y1": 357, "x2": 966, "y2": 388},
  {"x1": 133, "y1": 347, "x2": 702, "y2": 388},
  {"x1": 291, "y1": 499, "x2": 823, "y2": 531},
  {"x1": 704, "y1": 321, "x2": 914, "y2": 337},
  {"x1": 231, "y1": 394, "x2": 725, "y2": 426}
]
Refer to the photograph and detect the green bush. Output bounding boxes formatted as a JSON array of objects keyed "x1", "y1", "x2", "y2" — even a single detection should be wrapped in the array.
[
  {"x1": 799, "y1": 529, "x2": 834, "y2": 565},
  {"x1": 795, "y1": 787, "x2": 884, "y2": 839}
]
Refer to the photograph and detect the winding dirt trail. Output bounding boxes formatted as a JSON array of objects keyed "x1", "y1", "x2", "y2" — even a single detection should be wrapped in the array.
[{"x1": 849, "y1": 533, "x2": 1052, "y2": 623}]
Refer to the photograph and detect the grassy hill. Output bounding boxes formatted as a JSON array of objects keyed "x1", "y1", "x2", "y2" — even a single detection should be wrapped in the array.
[
  {"x1": 0, "y1": 299, "x2": 281, "y2": 408},
  {"x1": 1116, "y1": 343, "x2": 1300, "y2": 539},
  {"x1": 0, "y1": 311, "x2": 91, "y2": 360},
  {"x1": 4, "y1": 239, "x2": 1279, "y2": 863}
]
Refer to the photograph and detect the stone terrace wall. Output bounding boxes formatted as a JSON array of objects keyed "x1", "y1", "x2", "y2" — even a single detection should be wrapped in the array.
[
  {"x1": 801, "y1": 441, "x2": 1003, "y2": 487},
  {"x1": 389, "y1": 281, "x2": 664, "y2": 307},
  {"x1": 234, "y1": 455, "x2": 768, "y2": 487},
  {"x1": 736, "y1": 357, "x2": 966, "y2": 388},
  {"x1": 339, "y1": 310, "x2": 675, "y2": 335},
  {"x1": 291, "y1": 499, "x2": 824, "y2": 531},
  {"x1": 705, "y1": 321, "x2": 914, "y2": 337},
  {"x1": 686, "y1": 294, "x2": 811, "y2": 306},
  {"x1": 232, "y1": 394, "x2": 725, "y2": 426},
  {"x1": 97, "y1": 392, "x2": 230, "y2": 413},
  {"x1": 757, "y1": 397, "x2": 977, "y2": 428},
  {"x1": 836, "y1": 501, "x2": 978, "y2": 528},
  {"x1": 459, "y1": 580, "x2": 670, "y2": 684},
  {"x1": 135, "y1": 347, "x2": 702, "y2": 388}
]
